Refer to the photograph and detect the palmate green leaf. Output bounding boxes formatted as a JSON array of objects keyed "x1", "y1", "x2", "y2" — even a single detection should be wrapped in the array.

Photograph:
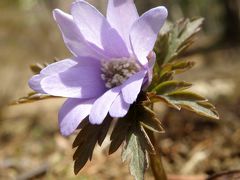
[
  {"x1": 122, "y1": 132, "x2": 148, "y2": 180},
  {"x1": 73, "y1": 116, "x2": 112, "y2": 174},
  {"x1": 11, "y1": 92, "x2": 59, "y2": 105},
  {"x1": 155, "y1": 18, "x2": 204, "y2": 66}
]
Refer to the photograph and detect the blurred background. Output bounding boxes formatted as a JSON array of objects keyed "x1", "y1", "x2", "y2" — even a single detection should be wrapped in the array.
[{"x1": 0, "y1": 0, "x2": 240, "y2": 179}]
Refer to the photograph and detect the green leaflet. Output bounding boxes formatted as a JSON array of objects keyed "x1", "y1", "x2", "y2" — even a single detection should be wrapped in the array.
[
  {"x1": 109, "y1": 115, "x2": 132, "y2": 155},
  {"x1": 138, "y1": 106, "x2": 164, "y2": 134},
  {"x1": 122, "y1": 132, "x2": 148, "y2": 180},
  {"x1": 167, "y1": 91, "x2": 207, "y2": 101},
  {"x1": 154, "y1": 91, "x2": 219, "y2": 120},
  {"x1": 161, "y1": 60, "x2": 195, "y2": 75},
  {"x1": 155, "y1": 18, "x2": 204, "y2": 65},
  {"x1": 158, "y1": 71, "x2": 174, "y2": 83},
  {"x1": 153, "y1": 80, "x2": 192, "y2": 95},
  {"x1": 149, "y1": 60, "x2": 195, "y2": 91},
  {"x1": 138, "y1": 125, "x2": 156, "y2": 154},
  {"x1": 73, "y1": 117, "x2": 112, "y2": 174}
]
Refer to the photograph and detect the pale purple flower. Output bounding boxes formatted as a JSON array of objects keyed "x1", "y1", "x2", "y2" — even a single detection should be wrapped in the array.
[{"x1": 29, "y1": 0, "x2": 168, "y2": 136}]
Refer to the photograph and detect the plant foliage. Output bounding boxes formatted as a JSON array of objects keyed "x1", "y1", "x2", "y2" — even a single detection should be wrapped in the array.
[
  {"x1": 13, "y1": 17, "x2": 219, "y2": 180},
  {"x1": 154, "y1": 18, "x2": 204, "y2": 65},
  {"x1": 73, "y1": 116, "x2": 112, "y2": 174}
]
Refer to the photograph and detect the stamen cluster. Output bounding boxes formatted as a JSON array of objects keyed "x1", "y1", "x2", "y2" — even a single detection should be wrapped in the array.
[{"x1": 101, "y1": 58, "x2": 141, "y2": 88}]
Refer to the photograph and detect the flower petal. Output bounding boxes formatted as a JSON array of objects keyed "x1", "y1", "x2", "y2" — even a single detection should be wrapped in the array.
[
  {"x1": 41, "y1": 58, "x2": 78, "y2": 75},
  {"x1": 121, "y1": 70, "x2": 146, "y2": 104},
  {"x1": 71, "y1": 0, "x2": 129, "y2": 58},
  {"x1": 89, "y1": 87, "x2": 121, "y2": 124},
  {"x1": 29, "y1": 59, "x2": 78, "y2": 94},
  {"x1": 109, "y1": 92, "x2": 130, "y2": 118},
  {"x1": 107, "y1": 0, "x2": 139, "y2": 51},
  {"x1": 59, "y1": 98, "x2": 95, "y2": 136},
  {"x1": 53, "y1": 9, "x2": 105, "y2": 59},
  {"x1": 130, "y1": 6, "x2": 168, "y2": 66},
  {"x1": 30, "y1": 58, "x2": 106, "y2": 98},
  {"x1": 29, "y1": 74, "x2": 46, "y2": 94}
]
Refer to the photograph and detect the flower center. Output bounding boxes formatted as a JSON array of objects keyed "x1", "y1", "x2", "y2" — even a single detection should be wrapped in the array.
[{"x1": 101, "y1": 57, "x2": 141, "y2": 88}]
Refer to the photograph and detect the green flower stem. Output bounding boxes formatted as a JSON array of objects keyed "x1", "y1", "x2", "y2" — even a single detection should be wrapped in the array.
[{"x1": 147, "y1": 131, "x2": 167, "y2": 180}]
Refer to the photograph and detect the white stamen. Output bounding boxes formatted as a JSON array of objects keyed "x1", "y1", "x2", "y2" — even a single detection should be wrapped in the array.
[{"x1": 100, "y1": 57, "x2": 141, "y2": 88}]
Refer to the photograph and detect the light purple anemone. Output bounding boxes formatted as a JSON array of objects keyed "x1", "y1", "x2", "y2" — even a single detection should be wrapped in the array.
[{"x1": 29, "y1": 0, "x2": 168, "y2": 136}]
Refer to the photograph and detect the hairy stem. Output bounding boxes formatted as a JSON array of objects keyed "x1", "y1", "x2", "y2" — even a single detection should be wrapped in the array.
[{"x1": 147, "y1": 131, "x2": 167, "y2": 180}]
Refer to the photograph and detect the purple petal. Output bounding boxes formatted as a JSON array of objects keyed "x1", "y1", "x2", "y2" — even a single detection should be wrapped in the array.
[
  {"x1": 41, "y1": 58, "x2": 78, "y2": 75},
  {"x1": 29, "y1": 59, "x2": 78, "y2": 94},
  {"x1": 59, "y1": 98, "x2": 95, "y2": 136},
  {"x1": 109, "y1": 92, "x2": 130, "y2": 118},
  {"x1": 29, "y1": 74, "x2": 46, "y2": 94},
  {"x1": 53, "y1": 9, "x2": 105, "y2": 59},
  {"x1": 130, "y1": 6, "x2": 168, "y2": 66},
  {"x1": 121, "y1": 70, "x2": 146, "y2": 104},
  {"x1": 107, "y1": 0, "x2": 139, "y2": 51},
  {"x1": 30, "y1": 58, "x2": 106, "y2": 98},
  {"x1": 89, "y1": 87, "x2": 121, "y2": 124},
  {"x1": 71, "y1": 0, "x2": 129, "y2": 58}
]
